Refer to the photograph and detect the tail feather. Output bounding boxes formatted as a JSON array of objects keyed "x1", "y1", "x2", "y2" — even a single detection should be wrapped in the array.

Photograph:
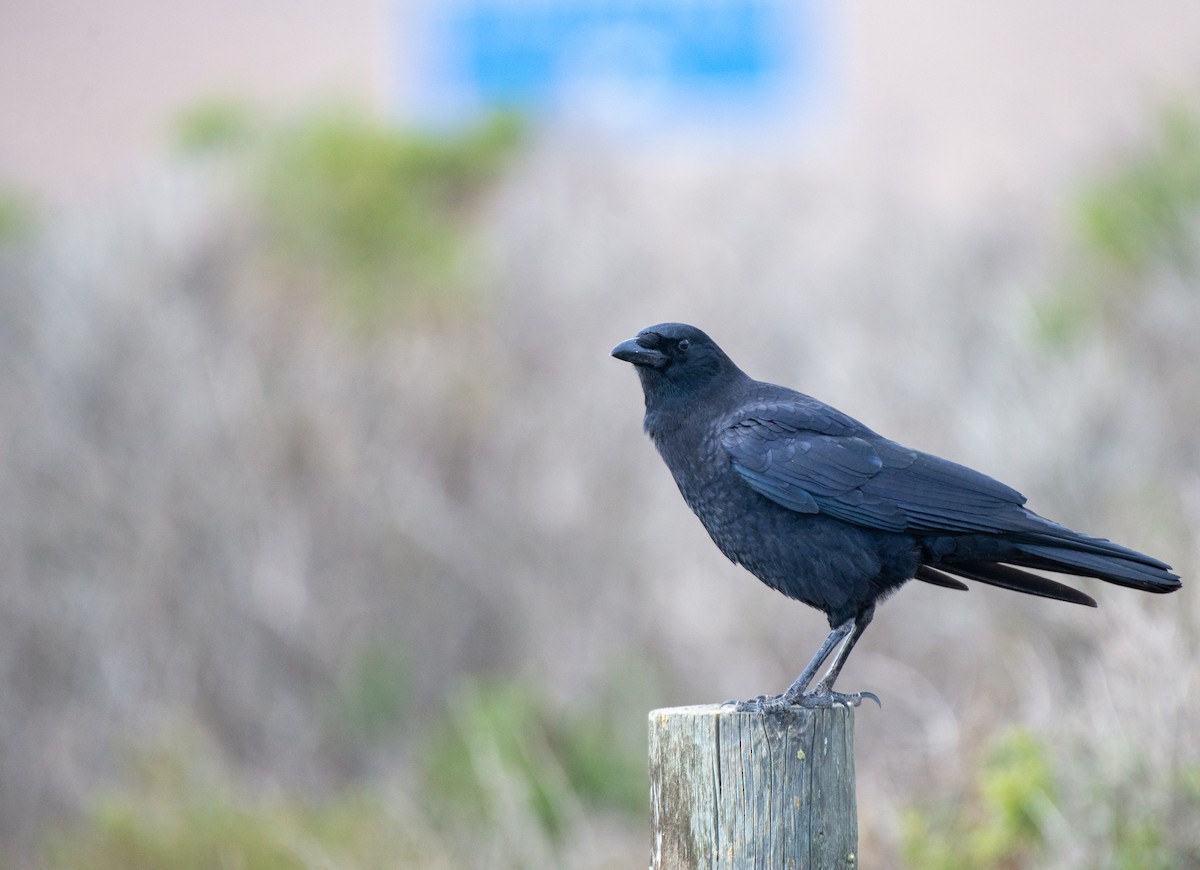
[
  {"x1": 915, "y1": 565, "x2": 969, "y2": 591},
  {"x1": 1014, "y1": 539, "x2": 1181, "y2": 594},
  {"x1": 923, "y1": 521, "x2": 1180, "y2": 603},
  {"x1": 934, "y1": 561, "x2": 1098, "y2": 607}
]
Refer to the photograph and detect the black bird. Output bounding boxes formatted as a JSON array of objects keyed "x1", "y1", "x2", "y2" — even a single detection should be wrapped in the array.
[{"x1": 612, "y1": 322, "x2": 1181, "y2": 710}]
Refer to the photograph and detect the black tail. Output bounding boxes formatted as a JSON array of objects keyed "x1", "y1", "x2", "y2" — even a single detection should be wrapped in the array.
[
  {"x1": 1005, "y1": 537, "x2": 1180, "y2": 594},
  {"x1": 922, "y1": 523, "x2": 1180, "y2": 606},
  {"x1": 925, "y1": 561, "x2": 1099, "y2": 606}
]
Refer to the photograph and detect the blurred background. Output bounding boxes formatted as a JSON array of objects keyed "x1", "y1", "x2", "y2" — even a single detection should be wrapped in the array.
[{"x1": 2, "y1": 0, "x2": 1199, "y2": 867}]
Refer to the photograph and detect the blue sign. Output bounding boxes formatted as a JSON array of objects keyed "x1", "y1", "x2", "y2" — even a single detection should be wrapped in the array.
[{"x1": 406, "y1": 0, "x2": 828, "y2": 135}]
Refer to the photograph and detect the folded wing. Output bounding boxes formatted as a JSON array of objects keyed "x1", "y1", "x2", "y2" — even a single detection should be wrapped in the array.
[{"x1": 721, "y1": 399, "x2": 1180, "y2": 600}]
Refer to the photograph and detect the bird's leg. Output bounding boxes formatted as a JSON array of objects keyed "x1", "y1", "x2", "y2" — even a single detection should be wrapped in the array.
[
  {"x1": 728, "y1": 619, "x2": 853, "y2": 713},
  {"x1": 799, "y1": 605, "x2": 879, "y2": 708}
]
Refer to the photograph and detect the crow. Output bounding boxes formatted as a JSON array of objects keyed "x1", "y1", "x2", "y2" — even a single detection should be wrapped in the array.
[{"x1": 612, "y1": 322, "x2": 1181, "y2": 711}]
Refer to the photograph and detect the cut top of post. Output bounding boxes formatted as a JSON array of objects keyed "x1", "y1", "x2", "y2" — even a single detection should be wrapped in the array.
[{"x1": 648, "y1": 704, "x2": 857, "y2": 869}]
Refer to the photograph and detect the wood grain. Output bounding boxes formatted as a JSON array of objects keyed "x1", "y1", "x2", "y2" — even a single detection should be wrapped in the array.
[{"x1": 649, "y1": 704, "x2": 857, "y2": 869}]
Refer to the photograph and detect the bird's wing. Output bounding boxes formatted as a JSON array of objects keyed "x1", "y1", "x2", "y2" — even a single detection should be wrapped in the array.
[{"x1": 720, "y1": 402, "x2": 1030, "y2": 534}]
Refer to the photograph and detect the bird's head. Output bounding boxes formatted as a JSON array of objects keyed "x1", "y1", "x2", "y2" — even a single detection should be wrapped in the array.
[{"x1": 611, "y1": 323, "x2": 742, "y2": 408}]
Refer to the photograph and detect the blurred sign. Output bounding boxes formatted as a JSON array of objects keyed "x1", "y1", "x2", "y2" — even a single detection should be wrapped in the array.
[{"x1": 407, "y1": 0, "x2": 827, "y2": 136}]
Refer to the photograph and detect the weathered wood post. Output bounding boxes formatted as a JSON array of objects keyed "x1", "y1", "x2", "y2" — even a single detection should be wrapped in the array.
[{"x1": 648, "y1": 704, "x2": 857, "y2": 869}]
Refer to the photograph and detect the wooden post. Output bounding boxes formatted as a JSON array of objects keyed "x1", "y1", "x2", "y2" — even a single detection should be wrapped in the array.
[{"x1": 648, "y1": 704, "x2": 857, "y2": 869}]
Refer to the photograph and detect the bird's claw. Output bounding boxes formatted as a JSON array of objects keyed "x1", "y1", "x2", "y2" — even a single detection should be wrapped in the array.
[
  {"x1": 725, "y1": 694, "x2": 787, "y2": 713},
  {"x1": 724, "y1": 689, "x2": 881, "y2": 712},
  {"x1": 798, "y1": 689, "x2": 881, "y2": 709}
]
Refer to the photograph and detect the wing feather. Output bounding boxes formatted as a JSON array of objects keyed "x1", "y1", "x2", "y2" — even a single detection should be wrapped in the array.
[{"x1": 722, "y1": 402, "x2": 1032, "y2": 535}]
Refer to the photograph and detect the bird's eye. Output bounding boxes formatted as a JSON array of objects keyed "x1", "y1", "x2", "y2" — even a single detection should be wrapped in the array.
[{"x1": 677, "y1": 339, "x2": 690, "y2": 352}]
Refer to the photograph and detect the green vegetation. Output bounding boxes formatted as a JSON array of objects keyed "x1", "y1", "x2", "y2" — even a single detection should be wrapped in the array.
[
  {"x1": 340, "y1": 643, "x2": 411, "y2": 738},
  {"x1": 172, "y1": 100, "x2": 524, "y2": 330},
  {"x1": 258, "y1": 109, "x2": 523, "y2": 329},
  {"x1": 422, "y1": 677, "x2": 648, "y2": 840},
  {"x1": 902, "y1": 728, "x2": 1054, "y2": 870},
  {"x1": 44, "y1": 672, "x2": 649, "y2": 869},
  {"x1": 903, "y1": 730, "x2": 1200, "y2": 869},
  {"x1": 173, "y1": 98, "x2": 260, "y2": 154},
  {"x1": 1098, "y1": 761, "x2": 1200, "y2": 870},
  {"x1": 1076, "y1": 103, "x2": 1200, "y2": 274},
  {"x1": 41, "y1": 742, "x2": 442, "y2": 870},
  {"x1": 1037, "y1": 101, "x2": 1200, "y2": 343},
  {"x1": 0, "y1": 184, "x2": 33, "y2": 241}
]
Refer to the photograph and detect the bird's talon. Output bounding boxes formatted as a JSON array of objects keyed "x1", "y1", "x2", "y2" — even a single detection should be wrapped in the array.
[
  {"x1": 797, "y1": 689, "x2": 881, "y2": 709},
  {"x1": 728, "y1": 693, "x2": 789, "y2": 713}
]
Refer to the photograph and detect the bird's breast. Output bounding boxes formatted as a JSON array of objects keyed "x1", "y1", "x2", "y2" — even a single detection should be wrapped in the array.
[
  {"x1": 649, "y1": 419, "x2": 919, "y2": 622},
  {"x1": 653, "y1": 424, "x2": 766, "y2": 553}
]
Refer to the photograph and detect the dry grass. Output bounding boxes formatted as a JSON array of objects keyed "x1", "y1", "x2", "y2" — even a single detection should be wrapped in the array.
[{"x1": 0, "y1": 130, "x2": 1196, "y2": 867}]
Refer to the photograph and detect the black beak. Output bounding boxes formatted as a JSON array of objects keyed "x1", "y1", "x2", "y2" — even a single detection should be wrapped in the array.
[{"x1": 611, "y1": 337, "x2": 668, "y2": 368}]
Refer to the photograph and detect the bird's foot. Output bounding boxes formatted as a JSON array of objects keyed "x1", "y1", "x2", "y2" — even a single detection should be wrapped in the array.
[
  {"x1": 722, "y1": 694, "x2": 793, "y2": 714},
  {"x1": 721, "y1": 688, "x2": 881, "y2": 712},
  {"x1": 797, "y1": 688, "x2": 881, "y2": 709}
]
